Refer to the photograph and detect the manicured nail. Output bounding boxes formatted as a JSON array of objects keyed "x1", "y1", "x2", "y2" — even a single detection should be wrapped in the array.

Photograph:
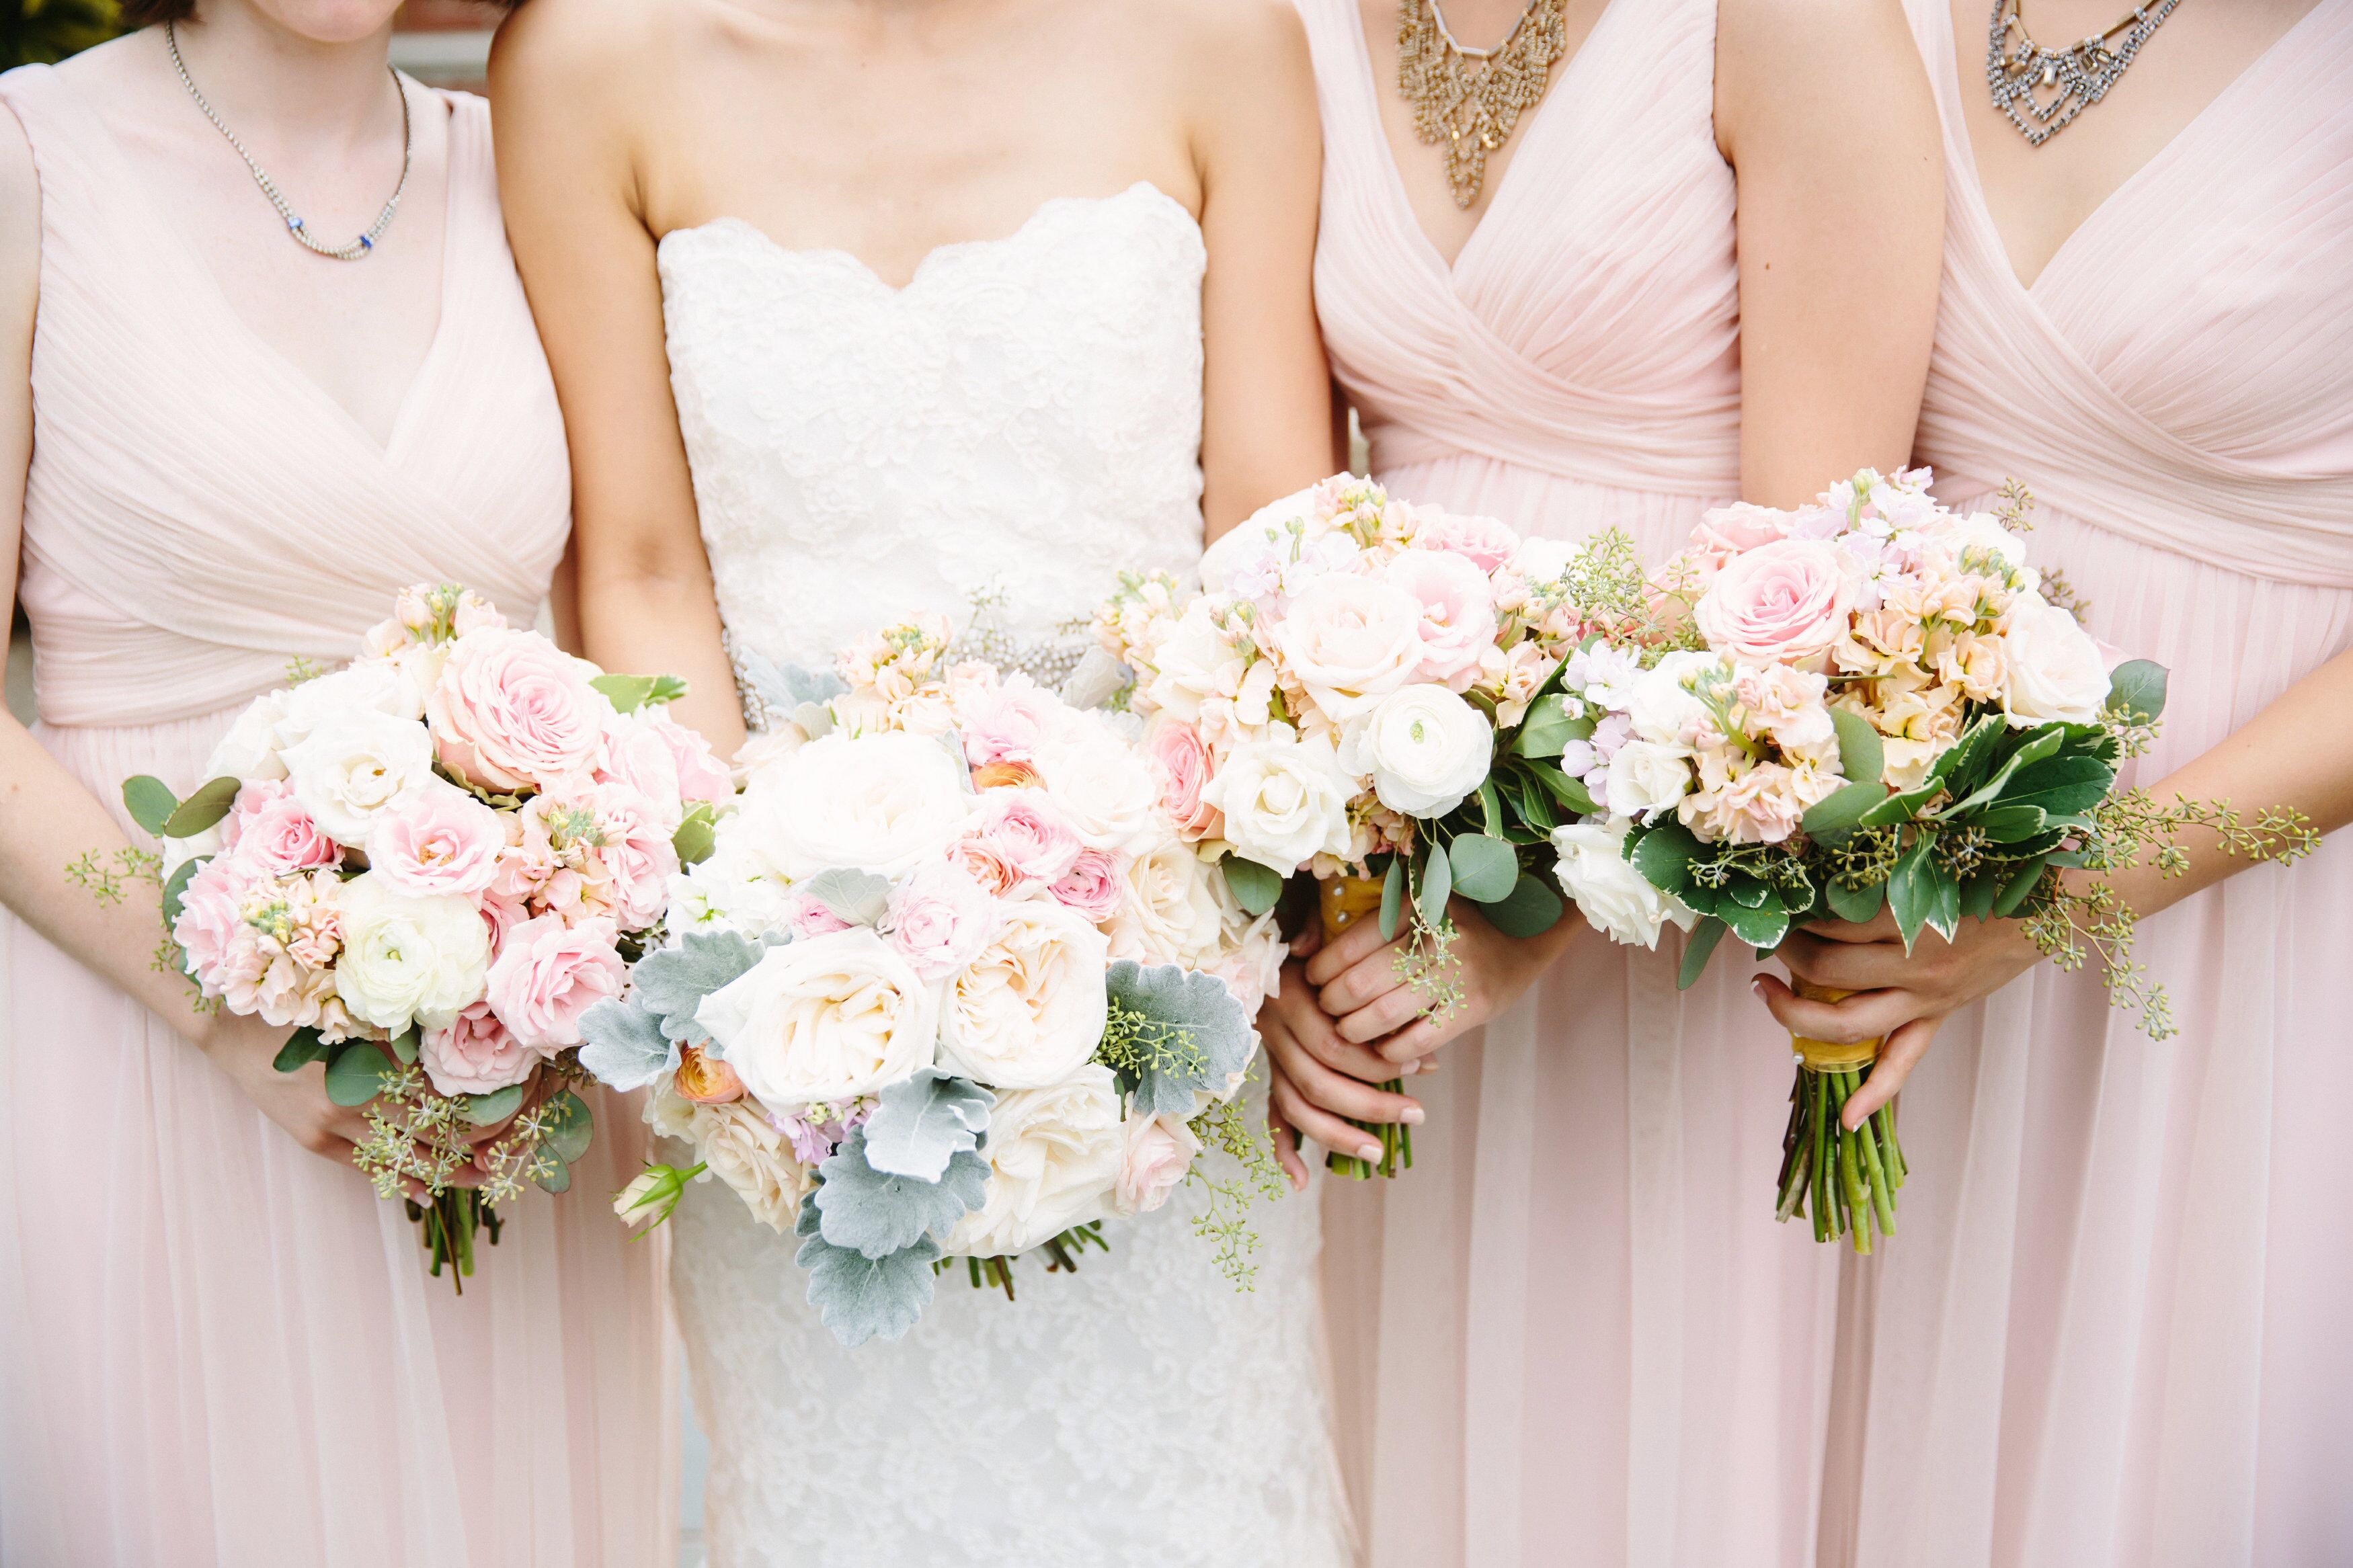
[
  {"x1": 1751, "y1": 978, "x2": 1766, "y2": 998},
  {"x1": 1400, "y1": 1059, "x2": 1420, "y2": 1076},
  {"x1": 1359, "y1": 1142, "x2": 1383, "y2": 1160},
  {"x1": 1401, "y1": 1105, "x2": 1425, "y2": 1126}
]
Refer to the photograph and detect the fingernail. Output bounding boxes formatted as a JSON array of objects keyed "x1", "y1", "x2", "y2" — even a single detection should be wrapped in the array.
[
  {"x1": 1402, "y1": 1106, "x2": 1425, "y2": 1126},
  {"x1": 1359, "y1": 1143, "x2": 1383, "y2": 1160},
  {"x1": 1751, "y1": 979, "x2": 1766, "y2": 998},
  {"x1": 1400, "y1": 1059, "x2": 1419, "y2": 1076}
]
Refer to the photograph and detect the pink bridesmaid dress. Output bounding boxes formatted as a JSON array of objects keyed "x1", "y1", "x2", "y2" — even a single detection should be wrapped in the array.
[
  {"x1": 0, "y1": 69, "x2": 674, "y2": 1567},
  {"x1": 1297, "y1": 1, "x2": 1838, "y2": 1563},
  {"x1": 1818, "y1": 7, "x2": 2353, "y2": 1566}
]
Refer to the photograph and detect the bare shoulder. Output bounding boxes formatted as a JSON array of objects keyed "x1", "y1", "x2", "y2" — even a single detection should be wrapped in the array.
[
  {"x1": 490, "y1": 0, "x2": 678, "y2": 108},
  {"x1": 1140, "y1": 0, "x2": 1316, "y2": 136},
  {"x1": 1718, "y1": 0, "x2": 1920, "y2": 73},
  {"x1": 1716, "y1": 0, "x2": 1931, "y2": 153}
]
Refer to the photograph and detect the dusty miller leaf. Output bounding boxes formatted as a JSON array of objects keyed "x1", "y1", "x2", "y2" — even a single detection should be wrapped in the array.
[
  {"x1": 799, "y1": 867, "x2": 892, "y2": 927},
  {"x1": 815, "y1": 1128, "x2": 990, "y2": 1260},
  {"x1": 577, "y1": 995, "x2": 678, "y2": 1091},
  {"x1": 1105, "y1": 960, "x2": 1256, "y2": 1118},
  {"x1": 635, "y1": 929, "x2": 766, "y2": 1043},
  {"x1": 794, "y1": 1194, "x2": 939, "y2": 1347},
  {"x1": 862, "y1": 1069, "x2": 995, "y2": 1182}
]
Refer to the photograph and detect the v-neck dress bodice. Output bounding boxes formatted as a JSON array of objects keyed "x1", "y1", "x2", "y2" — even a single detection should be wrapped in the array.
[{"x1": 0, "y1": 67, "x2": 669, "y2": 1568}]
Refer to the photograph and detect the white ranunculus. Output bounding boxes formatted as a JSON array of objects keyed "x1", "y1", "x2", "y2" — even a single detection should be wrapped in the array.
[
  {"x1": 945, "y1": 1066, "x2": 1125, "y2": 1257},
  {"x1": 275, "y1": 660, "x2": 429, "y2": 754},
  {"x1": 280, "y1": 708, "x2": 438, "y2": 848},
  {"x1": 937, "y1": 898, "x2": 1111, "y2": 1089},
  {"x1": 333, "y1": 872, "x2": 491, "y2": 1033},
  {"x1": 738, "y1": 730, "x2": 972, "y2": 880},
  {"x1": 1144, "y1": 600, "x2": 1240, "y2": 723},
  {"x1": 1551, "y1": 818, "x2": 1699, "y2": 949},
  {"x1": 1201, "y1": 730, "x2": 1355, "y2": 876},
  {"x1": 695, "y1": 927, "x2": 940, "y2": 1108},
  {"x1": 1999, "y1": 593, "x2": 2111, "y2": 727},
  {"x1": 1109, "y1": 837, "x2": 1226, "y2": 968},
  {"x1": 1512, "y1": 533, "x2": 1581, "y2": 587},
  {"x1": 204, "y1": 692, "x2": 294, "y2": 785},
  {"x1": 1603, "y1": 739, "x2": 1696, "y2": 823},
  {"x1": 1624, "y1": 651, "x2": 1719, "y2": 747},
  {"x1": 1033, "y1": 729, "x2": 1165, "y2": 855},
  {"x1": 1274, "y1": 572, "x2": 1429, "y2": 720},
  {"x1": 1337, "y1": 683, "x2": 1493, "y2": 819},
  {"x1": 666, "y1": 835, "x2": 794, "y2": 940}
]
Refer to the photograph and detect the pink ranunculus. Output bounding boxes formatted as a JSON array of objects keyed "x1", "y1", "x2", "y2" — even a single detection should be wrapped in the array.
[
  {"x1": 426, "y1": 627, "x2": 608, "y2": 794},
  {"x1": 882, "y1": 862, "x2": 998, "y2": 979},
  {"x1": 366, "y1": 783, "x2": 504, "y2": 899},
  {"x1": 421, "y1": 1000, "x2": 539, "y2": 1096},
  {"x1": 226, "y1": 780, "x2": 340, "y2": 877},
  {"x1": 945, "y1": 836, "x2": 1023, "y2": 898},
  {"x1": 483, "y1": 914, "x2": 627, "y2": 1053},
  {"x1": 959, "y1": 677, "x2": 1060, "y2": 768},
  {"x1": 970, "y1": 791, "x2": 1083, "y2": 888},
  {"x1": 1386, "y1": 548, "x2": 1498, "y2": 691},
  {"x1": 783, "y1": 893, "x2": 855, "y2": 939},
  {"x1": 1693, "y1": 538, "x2": 1854, "y2": 667},
  {"x1": 1049, "y1": 848, "x2": 1126, "y2": 923},
  {"x1": 1410, "y1": 509, "x2": 1521, "y2": 572},
  {"x1": 1144, "y1": 719, "x2": 1220, "y2": 839}
]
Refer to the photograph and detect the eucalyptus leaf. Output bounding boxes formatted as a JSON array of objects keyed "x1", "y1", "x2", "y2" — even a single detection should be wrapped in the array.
[
  {"x1": 590, "y1": 673, "x2": 662, "y2": 714},
  {"x1": 534, "y1": 1155, "x2": 573, "y2": 1194},
  {"x1": 1829, "y1": 708, "x2": 1884, "y2": 788},
  {"x1": 1800, "y1": 779, "x2": 1884, "y2": 842},
  {"x1": 272, "y1": 1026, "x2": 329, "y2": 1075},
  {"x1": 160, "y1": 854, "x2": 207, "y2": 929},
  {"x1": 672, "y1": 802, "x2": 717, "y2": 867},
  {"x1": 323, "y1": 1043, "x2": 397, "y2": 1108},
  {"x1": 2104, "y1": 659, "x2": 2168, "y2": 725},
  {"x1": 1483, "y1": 872, "x2": 1564, "y2": 938},
  {"x1": 1886, "y1": 836, "x2": 1939, "y2": 951},
  {"x1": 1222, "y1": 856, "x2": 1282, "y2": 917},
  {"x1": 577, "y1": 995, "x2": 679, "y2": 1091},
  {"x1": 1677, "y1": 917, "x2": 1726, "y2": 990},
  {"x1": 1105, "y1": 961, "x2": 1257, "y2": 1116},
  {"x1": 796, "y1": 1195, "x2": 939, "y2": 1348},
  {"x1": 1824, "y1": 875, "x2": 1886, "y2": 925},
  {"x1": 388, "y1": 1027, "x2": 420, "y2": 1065},
  {"x1": 863, "y1": 1069, "x2": 996, "y2": 1182},
  {"x1": 815, "y1": 1129, "x2": 990, "y2": 1260},
  {"x1": 541, "y1": 1089, "x2": 595, "y2": 1164},
  {"x1": 1991, "y1": 856, "x2": 2050, "y2": 917},
  {"x1": 122, "y1": 775, "x2": 179, "y2": 837},
  {"x1": 801, "y1": 867, "x2": 893, "y2": 927},
  {"x1": 1512, "y1": 694, "x2": 1578, "y2": 759},
  {"x1": 462, "y1": 1084, "x2": 526, "y2": 1126},
  {"x1": 161, "y1": 776, "x2": 241, "y2": 839},
  {"x1": 1379, "y1": 856, "x2": 1404, "y2": 941},
  {"x1": 1447, "y1": 833, "x2": 1519, "y2": 903},
  {"x1": 1416, "y1": 840, "x2": 1452, "y2": 930}
]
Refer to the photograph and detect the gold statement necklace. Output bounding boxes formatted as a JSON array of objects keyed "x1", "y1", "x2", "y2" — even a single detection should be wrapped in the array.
[{"x1": 1397, "y1": 0, "x2": 1568, "y2": 209}]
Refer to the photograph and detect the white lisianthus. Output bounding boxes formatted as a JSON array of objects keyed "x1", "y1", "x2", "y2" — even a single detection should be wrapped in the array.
[
  {"x1": 937, "y1": 898, "x2": 1111, "y2": 1089},
  {"x1": 1200, "y1": 729, "x2": 1355, "y2": 875},
  {"x1": 695, "y1": 927, "x2": 939, "y2": 1108},
  {"x1": 1603, "y1": 739, "x2": 1696, "y2": 823},
  {"x1": 1033, "y1": 730, "x2": 1165, "y2": 855},
  {"x1": 332, "y1": 872, "x2": 491, "y2": 1033},
  {"x1": 1551, "y1": 818, "x2": 1698, "y2": 949},
  {"x1": 1624, "y1": 651, "x2": 1720, "y2": 747},
  {"x1": 1998, "y1": 592, "x2": 2112, "y2": 727},
  {"x1": 280, "y1": 708, "x2": 438, "y2": 848},
  {"x1": 203, "y1": 692, "x2": 294, "y2": 785},
  {"x1": 738, "y1": 730, "x2": 972, "y2": 880},
  {"x1": 1108, "y1": 837, "x2": 1226, "y2": 968},
  {"x1": 1274, "y1": 572, "x2": 1428, "y2": 720},
  {"x1": 945, "y1": 1066, "x2": 1125, "y2": 1257},
  {"x1": 1337, "y1": 683, "x2": 1493, "y2": 818},
  {"x1": 1144, "y1": 600, "x2": 1242, "y2": 723}
]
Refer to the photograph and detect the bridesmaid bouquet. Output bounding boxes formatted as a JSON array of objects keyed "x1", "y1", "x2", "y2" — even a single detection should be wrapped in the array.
[
  {"x1": 124, "y1": 584, "x2": 729, "y2": 1288},
  {"x1": 583, "y1": 612, "x2": 1286, "y2": 1346},
  {"x1": 1554, "y1": 470, "x2": 2315, "y2": 1249}
]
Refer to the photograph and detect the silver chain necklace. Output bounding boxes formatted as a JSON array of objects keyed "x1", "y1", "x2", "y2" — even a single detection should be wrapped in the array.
[
  {"x1": 165, "y1": 19, "x2": 411, "y2": 260},
  {"x1": 1987, "y1": 1, "x2": 2186, "y2": 147}
]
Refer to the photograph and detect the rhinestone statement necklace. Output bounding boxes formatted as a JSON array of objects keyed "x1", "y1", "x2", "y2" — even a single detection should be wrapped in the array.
[
  {"x1": 167, "y1": 19, "x2": 411, "y2": 260},
  {"x1": 1987, "y1": 0, "x2": 2186, "y2": 147},
  {"x1": 1397, "y1": 0, "x2": 1568, "y2": 208}
]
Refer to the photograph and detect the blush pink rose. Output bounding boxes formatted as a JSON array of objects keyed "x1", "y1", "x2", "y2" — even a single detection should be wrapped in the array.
[
  {"x1": 366, "y1": 784, "x2": 504, "y2": 899},
  {"x1": 426, "y1": 628, "x2": 607, "y2": 794},
  {"x1": 970, "y1": 792, "x2": 1083, "y2": 887},
  {"x1": 647, "y1": 714, "x2": 732, "y2": 806},
  {"x1": 1049, "y1": 848, "x2": 1125, "y2": 923},
  {"x1": 783, "y1": 893, "x2": 854, "y2": 938},
  {"x1": 587, "y1": 782, "x2": 682, "y2": 930},
  {"x1": 483, "y1": 914, "x2": 627, "y2": 1052},
  {"x1": 1144, "y1": 720, "x2": 1220, "y2": 839},
  {"x1": 172, "y1": 854, "x2": 268, "y2": 991},
  {"x1": 883, "y1": 862, "x2": 997, "y2": 979},
  {"x1": 1693, "y1": 538, "x2": 1854, "y2": 667},
  {"x1": 225, "y1": 780, "x2": 340, "y2": 877},
  {"x1": 1113, "y1": 1112, "x2": 1201, "y2": 1216},
  {"x1": 1410, "y1": 509, "x2": 1520, "y2": 572},
  {"x1": 422, "y1": 999, "x2": 539, "y2": 1096},
  {"x1": 1386, "y1": 548, "x2": 1499, "y2": 691},
  {"x1": 598, "y1": 712, "x2": 732, "y2": 817},
  {"x1": 959, "y1": 677, "x2": 1061, "y2": 768}
]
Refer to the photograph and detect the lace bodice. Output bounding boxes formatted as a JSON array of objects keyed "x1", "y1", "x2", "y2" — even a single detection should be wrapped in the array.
[
  {"x1": 655, "y1": 186, "x2": 1353, "y2": 1567},
  {"x1": 660, "y1": 183, "x2": 1209, "y2": 671}
]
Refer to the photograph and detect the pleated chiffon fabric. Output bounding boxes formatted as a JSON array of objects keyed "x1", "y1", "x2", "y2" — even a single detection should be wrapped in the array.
[
  {"x1": 1298, "y1": 1, "x2": 1841, "y2": 1563},
  {"x1": 1816, "y1": 6, "x2": 2353, "y2": 1565},
  {"x1": 0, "y1": 69, "x2": 674, "y2": 1567}
]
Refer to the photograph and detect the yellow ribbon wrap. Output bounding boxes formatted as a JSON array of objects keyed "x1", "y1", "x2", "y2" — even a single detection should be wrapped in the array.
[
  {"x1": 1789, "y1": 979, "x2": 1882, "y2": 1073},
  {"x1": 1320, "y1": 874, "x2": 1386, "y2": 942}
]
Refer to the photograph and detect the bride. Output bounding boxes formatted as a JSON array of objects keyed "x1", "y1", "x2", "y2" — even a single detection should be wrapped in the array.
[{"x1": 488, "y1": 0, "x2": 1349, "y2": 1559}]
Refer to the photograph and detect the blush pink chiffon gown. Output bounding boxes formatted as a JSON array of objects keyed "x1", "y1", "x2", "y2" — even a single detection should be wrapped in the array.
[
  {"x1": 1815, "y1": 7, "x2": 2353, "y2": 1566},
  {"x1": 0, "y1": 70, "x2": 673, "y2": 1567},
  {"x1": 1297, "y1": 1, "x2": 1839, "y2": 1562}
]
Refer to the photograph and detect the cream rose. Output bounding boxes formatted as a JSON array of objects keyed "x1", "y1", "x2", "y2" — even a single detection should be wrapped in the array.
[
  {"x1": 203, "y1": 692, "x2": 294, "y2": 785},
  {"x1": 1999, "y1": 593, "x2": 2111, "y2": 727},
  {"x1": 1199, "y1": 730, "x2": 1355, "y2": 875},
  {"x1": 945, "y1": 1067, "x2": 1125, "y2": 1257},
  {"x1": 740, "y1": 730, "x2": 973, "y2": 880},
  {"x1": 1336, "y1": 684, "x2": 1493, "y2": 819},
  {"x1": 936, "y1": 898, "x2": 1111, "y2": 1089},
  {"x1": 1107, "y1": 838, "x2": 1225, "y2": 968},
  {"x1": 695, "y1": 927, "x2": 940, "y2": 1108},
  {"x1": 280, "y1": 708, "x2": 438, "y2": 848},
  {"x1": 1274, "y1": 572, "x2": 1428, "y2": 720},
  {"x1": 1603, "y1": 739, "x2": 1696, "y2": 823},
  {"x1": 332, "y1": 872, "x2": 492, "y2": 1034},
  {"x1": 1113, "y1": 1111, "x2": 1202, "y2": 1216},
  {"x1": 1552, "y1": 818, "x2": 1699, "y2": 949},
  {"x1": 1033, "y1": 730, "x2": 1166, "y2": 856},
  {"x1": 1144, "y1": 600, "x2": 1244, "y2": 722},
  {"x1": 649, "y1": 1083, "x2": 809, "y2": 1233}
]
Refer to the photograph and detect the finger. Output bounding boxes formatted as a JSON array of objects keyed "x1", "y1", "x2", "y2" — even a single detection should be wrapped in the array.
[
  {"x1": 1842, "y1": 1015, "x2": 1938, "y2": 1127},
  {"x1": 1801, "y1": 907, "x2": 1901, "y2": 943},
  {"x1": 1289, "y1": 920, "x2": 1324, "y2": 960},
  {"x1": 1271, "y1": 1075, "x2": 1387, "y2": 1165},
  {"x1": 1751, "y1": 973, "x2": 1923, "y2": 1046},
  {"x1": 1778, "y1": 930, "x2": 1915, "y2": 993},
  {"x1": 1319, "y1": 948, "x2": 1412, "y2": 1017},
  {"x1": 1296, "y1": 1014, "x2": 1417, "y2": 1083},
  {"x1": 1265, "y1": 1106, "x2": 1310, "y2": 1191},
  {"x1": 1332, "y1": 983, "x2": 1428, "y2": 1046},
  {"x1": 1376, "y1": 1014, "x2": 1453, "y2": 1065},
  {"x1": 1268, "y1": 1032, "x2": 1423, "y2": 1125},
  {"x1": 1304, "y1": 914, "x2": 1393, "y2": 988}
]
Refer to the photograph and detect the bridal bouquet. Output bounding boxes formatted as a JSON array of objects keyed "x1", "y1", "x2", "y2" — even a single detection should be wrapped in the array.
[
  {"x1": 1095, "y1": 474, "x2": 1659, "y2": 1176},
  {"x1": 583, "y1": 612, "x2": 1287, "y2": 1346},
  {"x1": 121, "y1": 584, "x2": 729, "y2": 1287},
  {"x1": 1551, "y1": 470, "x2": 2313, "y2": 1249}
]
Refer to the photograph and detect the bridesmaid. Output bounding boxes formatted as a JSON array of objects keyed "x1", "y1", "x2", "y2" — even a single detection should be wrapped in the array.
[
  {"x1": 0, "y1": 6, "x2": 669, "y2": 1564},
  {"x1": 1265, "y1": 0, "x2": 1942, "y2": 1563},
  {"x1": 1762, "y1": 3, "x2": 2353, "y2": 1563}
]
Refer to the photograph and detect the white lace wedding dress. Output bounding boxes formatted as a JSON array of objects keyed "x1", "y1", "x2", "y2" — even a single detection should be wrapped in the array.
[{"x1": 657, "y1": 183, "x2": 1357, "y2": 1568}]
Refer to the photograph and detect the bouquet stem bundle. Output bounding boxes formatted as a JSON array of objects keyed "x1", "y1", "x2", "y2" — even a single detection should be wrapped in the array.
[
  {"x1": 405, "y1": 1189, "x2": 502, "y2": 1292},
  {"x1": 1773, "y1": 980, "x2": 1905, "y2": 1251},
  {"x1": 1319, "y1": 875, "x2": 1412, "y2": 1182}
]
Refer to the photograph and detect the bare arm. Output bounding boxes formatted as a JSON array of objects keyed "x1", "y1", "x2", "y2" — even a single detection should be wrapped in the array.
[
  {"x1": 1189, "y1": 0, "x2": 1337, "y2": 540},
  {"x1": 489, "y1": 2, "x2": 745, "y2": 755},
  {"x1": 1716, "y1": 0, "x2": 1943, "y2": 506}
]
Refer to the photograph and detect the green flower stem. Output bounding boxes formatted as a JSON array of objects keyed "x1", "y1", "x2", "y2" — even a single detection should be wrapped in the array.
[
  {"x1": 1856, "y1": 1106, "x2": 1897, "y2": 1243},
  {"x1": 1324, "y1": 1080, "x2": 1414, "y2": 1180}
]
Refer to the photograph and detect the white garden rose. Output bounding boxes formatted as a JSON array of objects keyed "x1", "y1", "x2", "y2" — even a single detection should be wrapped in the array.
[
  {"x1": 1200, "y1": 730, "x2": 1355, "y2": 875},
  {"x1": 1108, "y1": 837, "x2": 1226, "y2": 968},
  {"x1": 945, "y1": 1066, "x2": 1125, "y2": 1257},
  {"x1": 1274, "y1": 571, "x2": 1428, "y2": 720},
  {"x1": 738, "y1": 730, "x2": 972, "y2": 880},
  {"x1": 937, "y1": 898, "x2": 1111, "y2": 1089},
  {"x1": 696, "y1": 927, "x2": 940, "y2": 1108},
  {"x1": 1999, "y1": 592, "x2": 2111, "y2": 727},
  {"x1": 1603, "y1": 739, "x2": 1696, "y2": 823},
  {"x1": 276, "y1": 659, "x2": 430, "y2": 751},
  {"x1": 1337, "y1": 683, "x2": 1493, "y2": 818},
  {"x1": 1144, "y1": 600, "x2": 1242, "y2": 722},
  {"x1": 333, "y1": 872, "x2": 491, "y2": 1033},
  {"x1": 1512, "y1": 532, "x2": 1581, "y2": 587},
  {"x1": 280, "y1": 708, "x2": 438, "y2": 848},
  {"x1": 1624, "y1": 651, "x2": 1719, "y2": 747},
  {"x1": 1551, "y1": 818, "x2": 1698, "y2": 949},
  {"x1": 692, "y1": 1097, "x2": 811, "y2": 1233},
  {"x1": 203, "y1": 692, "x2": 294, "y2": 785},
  {"x1": 1033, "y1": 729, "x2": 1165, "y2": 855}
]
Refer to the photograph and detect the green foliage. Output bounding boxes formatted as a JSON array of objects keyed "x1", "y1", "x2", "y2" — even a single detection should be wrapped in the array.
[
  {"x1": 589, "y1": 672, "x2": 691, "y2": 714},
  {"x1": 862, "y1": 1069, "x2": 994, "y2": 1182},
  {"x1": 795, "y1": 1194, "x2": 940, "y2": 1346},
  {"x1": 1482, "y1": 871, "x2": 1564, "y2": 938},
  {"x1": 323, "y1": 1042, "x2": 397, "y2": 1108},
  {"x1": 633, "y1": 928, "x2": 765, "y2": 1042},
  {"x1": 813, "y1": 1128, "x2": 990, "y2": 1260},
  {"x1": 161, "y1": 777, "x2": 240, "y2": 839},
  {"x1": 121, "y1": 775, "x2": 178, "y2": 837},
  {"x1": 672, "y1": 801, "x2": 717, "y2": 866},
  {"x1": 272, "y1": 1026, "x2": 330, "y2": 1074},
  {"x1": 1098, "y1": 961, "x2": 1257, "y2": 1117},
  {"x1": 67, "y1": 845, "x2": 161, "y2": 907},
  {"x1": 462, "y1": 1084, "x2": 526, "y2": 1126},
  {"x1": 1185, "y1": 1081, "x2": 1290, "y2": 1289},
  {"x1": 2, "y1": 0, "x2": 117, "y2": 71},
  {"x1": 1221, "y1": 855, "x2": 1282, "y2": 915},
  {"x1": 1445, "y1": 832, "x2": 1519, "y2": 903}
]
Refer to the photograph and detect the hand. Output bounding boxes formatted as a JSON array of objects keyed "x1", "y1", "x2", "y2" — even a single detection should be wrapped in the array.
[
  {"x1": 1260, "y1": 958, "x2": 1426, "y2": 1179},
  {"x1": 1755, "y1": 908, "x2": 2042, "y2": 1129},
  {"x1": 195, "y1": 1010, "x2": 381, "y2": 1166},
  {"x1": 1305, "y1": 897, "x2": 1574, "y2": 1067}
]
